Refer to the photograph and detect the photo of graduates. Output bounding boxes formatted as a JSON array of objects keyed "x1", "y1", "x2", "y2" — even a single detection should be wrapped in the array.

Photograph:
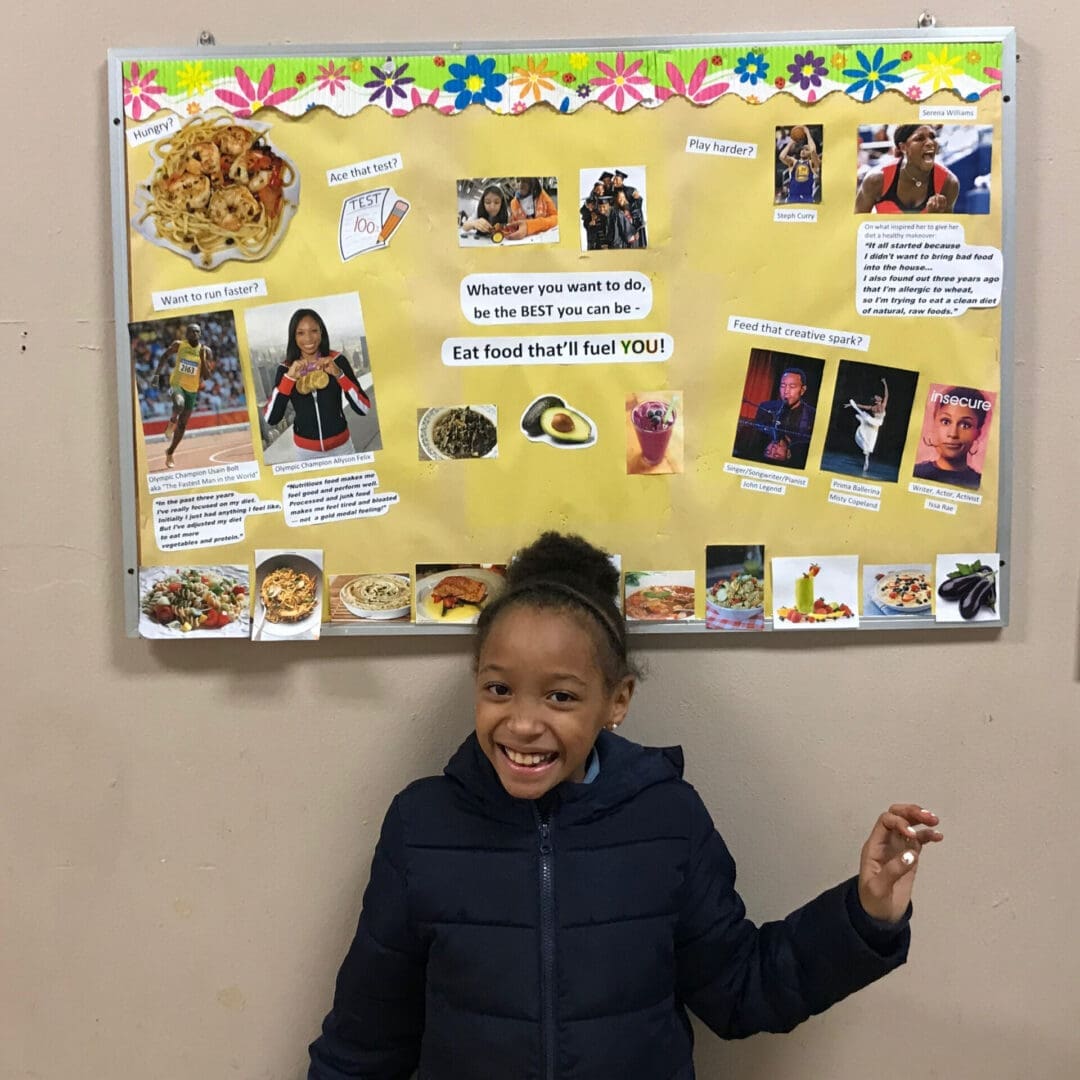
[
  {"x1": 579, "y1": 166, "x2": 647, "y2": 251},
  {"x1": 775, "y1": 125, "x2": 823, "y2": 204},
  {"x1": 819, "y1": 360, "x2": 919, "y2": 482},
  {"x1": 731, "y1": 350, "x2": 825, "y2": 470},
  {"x1": 456, "y1": 176, "x2": 559, "y2": 246}
]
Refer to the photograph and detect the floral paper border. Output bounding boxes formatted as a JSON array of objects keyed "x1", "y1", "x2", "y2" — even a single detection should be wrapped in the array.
[{"x1": 122, "y1": 43, "x2": 1003, "y2": 121}]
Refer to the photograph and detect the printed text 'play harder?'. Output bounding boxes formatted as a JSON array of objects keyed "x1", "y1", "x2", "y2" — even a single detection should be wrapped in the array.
[{"x1": 461, "y1": 272, "x2": 652, "y2": 325}]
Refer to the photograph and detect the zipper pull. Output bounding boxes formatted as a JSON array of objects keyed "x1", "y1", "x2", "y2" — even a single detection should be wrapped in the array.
[{"x1": 538, "y1": 821, "x2": 552, "y2": 855}]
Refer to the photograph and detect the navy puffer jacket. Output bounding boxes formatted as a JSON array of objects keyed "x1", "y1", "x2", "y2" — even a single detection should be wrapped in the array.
[{"x1": 309, "y1": 731, "x2": 909, "y2": 1080}]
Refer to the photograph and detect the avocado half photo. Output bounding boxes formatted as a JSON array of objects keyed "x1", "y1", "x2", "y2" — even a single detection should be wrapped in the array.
[{"x1": 520, "y1": 393, "x2": 597, "y2": 449}]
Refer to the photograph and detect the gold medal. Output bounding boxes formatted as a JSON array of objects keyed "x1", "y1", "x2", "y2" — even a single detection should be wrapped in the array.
[
  {"x1": 295, "y1": 373, "x2": 314, "y2": 395},
  {"x1": 310, "y1": 370, "x2": 330, "y2": 390}
]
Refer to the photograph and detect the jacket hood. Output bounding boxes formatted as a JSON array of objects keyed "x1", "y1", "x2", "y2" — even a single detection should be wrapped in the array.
[{"x1": 443, "y1": 729, "x2": 684, "y2": 826}]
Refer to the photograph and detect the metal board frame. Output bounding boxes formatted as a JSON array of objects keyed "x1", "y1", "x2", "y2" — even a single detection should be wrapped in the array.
[{"x1": 108, "y1": 26, "x2": 1016, "y2": 637}]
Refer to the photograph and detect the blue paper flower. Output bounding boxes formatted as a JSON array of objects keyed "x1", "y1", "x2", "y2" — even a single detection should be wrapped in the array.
[
  {"x1": 843, "y1": 48, "x2": 903, "y2": 102},
  {"x1": 443, "y1": 54, "x2": 507, "y2": 111},
  {"x1": 734, "y1": 51, "x2": 769, "y2": 86}
]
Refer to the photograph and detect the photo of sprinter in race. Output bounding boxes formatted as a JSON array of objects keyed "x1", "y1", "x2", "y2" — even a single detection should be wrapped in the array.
[{"x1": 153, "y1": 323, "x2": 216, "y2": 469}]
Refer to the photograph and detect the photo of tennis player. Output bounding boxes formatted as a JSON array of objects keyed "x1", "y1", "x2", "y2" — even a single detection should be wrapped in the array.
[
  {"x1": 912, "y1": 383, "x2": 997, "y2": 491},
  {"x1": 819, "y1": 360, "x2": 919, "y2": 482},
  {"x1": 579, "y1": 167, "x2": 647, "y2": 251},
  {"x1": 854, "y1": 124, "x2": 993, "y2": 214},
  {"x1": 775, "y1": 125, "x2": 823, "y2": 204},
  {"x1": 457, "y1": 176, "x2": 559, "y2": 246},
  {"x1": 131, "y1": 311, "x2": 257, "y2": 476},
  {"x1": 731, "y1": 350, "x2": 825, "y2": 470},
  {"x1": 244, "y1": 293, "x2": 382, "y2": 466}
]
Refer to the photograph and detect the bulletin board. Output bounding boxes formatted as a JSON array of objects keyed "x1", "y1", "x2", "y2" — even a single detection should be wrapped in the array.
[{"x1": 108, "y1": 28, "x2": 1015, "y2": 639}]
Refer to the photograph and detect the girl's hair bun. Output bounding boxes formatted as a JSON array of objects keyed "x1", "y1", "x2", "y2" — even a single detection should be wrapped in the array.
[{"x1": 507, "y1": 531, "x2": 618, "y2": 603}]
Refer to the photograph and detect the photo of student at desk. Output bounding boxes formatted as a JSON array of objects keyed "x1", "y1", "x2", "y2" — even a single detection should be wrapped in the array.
[{"x1": 457, "y1": 175, "x2": 559, "y2": 246}]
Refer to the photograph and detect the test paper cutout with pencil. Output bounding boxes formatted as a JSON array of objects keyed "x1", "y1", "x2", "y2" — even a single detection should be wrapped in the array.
[{"x1": 339, "y1": 187, "x2": 411, "y2": 260}]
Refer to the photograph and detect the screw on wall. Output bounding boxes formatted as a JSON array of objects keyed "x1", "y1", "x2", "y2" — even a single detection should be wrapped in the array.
[{"x1": 916, "y1": 10, "x2": 937, "y2": 28}]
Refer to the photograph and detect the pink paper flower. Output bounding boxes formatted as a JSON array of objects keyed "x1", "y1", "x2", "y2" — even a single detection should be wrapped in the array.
[
  {"x1": 317, "y1": 61, "x2": 348, "y2": 96},
  {"x1": 215, "y1": 64, "x2": 298, "y2": 118},
  {"x1": 123, "y1": 62, "x2": 166, "y2": 120},
  {"x1": 980, "y1": 66, "x2": 1003, "y2": 97},
  {"x1": 590, "y1": 52, "x2": 650, "y2": 110},
  {"x1": 656, "y1": 59, "x2": 729, "y2": 104},
  {"x1": 391, "y1": 86, "x2": 455, "y2": 116}
]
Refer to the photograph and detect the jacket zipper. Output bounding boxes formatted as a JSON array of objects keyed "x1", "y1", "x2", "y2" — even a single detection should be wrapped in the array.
[
  {"x1": 537, "y1": 807, "x2": 556, "y2": 1080},
  {"x1": 313, "y1": 392, "x2": 325, "y2": 449}
]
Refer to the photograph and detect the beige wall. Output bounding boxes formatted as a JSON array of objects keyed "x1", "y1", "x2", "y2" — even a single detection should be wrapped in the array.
[{"x1": 3, "y1": 4, "x2": 1078, "y2": 1078}]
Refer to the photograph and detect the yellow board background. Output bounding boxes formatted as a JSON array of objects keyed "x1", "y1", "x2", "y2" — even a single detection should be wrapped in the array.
[{"x1": 125, "y1": 90, "x2": 1004, "y2": 618}]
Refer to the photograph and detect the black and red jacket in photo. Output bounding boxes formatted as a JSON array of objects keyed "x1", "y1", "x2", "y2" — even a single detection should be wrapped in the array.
[{"x1": 264, "y1": 353, "x2": 370, "y2": 453}]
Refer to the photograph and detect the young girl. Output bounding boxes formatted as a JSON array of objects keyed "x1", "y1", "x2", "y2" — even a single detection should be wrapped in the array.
[
  {"x1": 308, "y1": 533, "x2": 942, "y2": 1080},
  {"x1": 461, "y1": 185, "x2": 511, "y2": 238}
]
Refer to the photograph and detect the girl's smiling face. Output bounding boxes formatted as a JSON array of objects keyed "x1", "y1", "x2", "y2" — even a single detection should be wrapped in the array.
[
  {"x1": 294, "y1": 315, "x2": 322, "y2": 358},
  {"x1": 933, "y1": 403, "x2": 981, "y2": 465},
  {"x1": 475, "y1": 606, "x2": 633, "y2": 800}
]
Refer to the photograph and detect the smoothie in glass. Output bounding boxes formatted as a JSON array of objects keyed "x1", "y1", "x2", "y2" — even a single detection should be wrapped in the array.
[
  {"x1": 631, "y1": 400, "x2": 676, "y2": 465},
  {"x1": 794, "y1": 563, "x2": 820, "y2": 614}
]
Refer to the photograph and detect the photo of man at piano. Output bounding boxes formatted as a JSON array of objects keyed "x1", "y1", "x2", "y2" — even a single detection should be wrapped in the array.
[{"x1": 731, "y1": 349, "x2": 826, "y2": 470}]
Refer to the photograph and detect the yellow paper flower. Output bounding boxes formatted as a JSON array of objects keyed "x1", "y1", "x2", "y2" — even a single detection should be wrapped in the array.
[
  {"x1": 510, "y1": 56, "x2": 558, "y2": 102},
  {"x1": 350, "y1": 59, "x2": 365, "y2": 73},
  {"x1": 746, "y1": 93, "x2": 760, "y2": 104},
  {"x1": 176, "y1": 60, "x2": 212, "y2": 97},
  {"x1": 569, "y1": 52, "x2": 589, "y2": 71},
  {"x1": 967, "y1": 50, "x2": 981, "y2": 64},
  {"x1": 831, "y1": 52, "x2": 847, "y2": 70},
  {"x1": 917, "y1": 46, "x2": 964, "y2": 92},
  {"x1": 186, "y1": 101, "x2": 202, "y2": 114}
]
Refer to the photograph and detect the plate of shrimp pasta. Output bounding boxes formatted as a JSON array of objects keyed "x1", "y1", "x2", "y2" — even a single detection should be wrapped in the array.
[
  {"x1": 138, "y1": 565, "x2": 250, "y2": 638},
  {"x1": 132, "y1": 110, "x2": 300, "y2": 269}
]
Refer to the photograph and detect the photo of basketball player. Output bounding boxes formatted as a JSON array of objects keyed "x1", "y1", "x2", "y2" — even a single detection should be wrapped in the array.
[
  {"x1": 131, "y1": 311, "x2": 257, "y2": 477},
  {"x1": 854, "y1": 124, "x2": 993, "y2": 214},
  {"x1": 775, "y1": 125, "x2": 823, "y2": 204}
]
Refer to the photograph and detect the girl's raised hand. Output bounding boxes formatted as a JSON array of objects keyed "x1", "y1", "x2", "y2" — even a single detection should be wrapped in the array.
[{"x1": 858, "y1": 805, "x2": 942, "y2": 923}]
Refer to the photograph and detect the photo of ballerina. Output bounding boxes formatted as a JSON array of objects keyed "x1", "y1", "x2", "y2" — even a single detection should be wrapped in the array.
[
  {"x1": 244, "y1": 293, "x2": 382, "y2": 467},
  {"x1": 730, "y1": 350, "x2": 825, "y2": 470},
  {"x1": 854, "y1": 124, "x2": 993, "y2": 214},
  {"x1": 819, "y1": 360, "x2": 919, "y2": 482}
]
